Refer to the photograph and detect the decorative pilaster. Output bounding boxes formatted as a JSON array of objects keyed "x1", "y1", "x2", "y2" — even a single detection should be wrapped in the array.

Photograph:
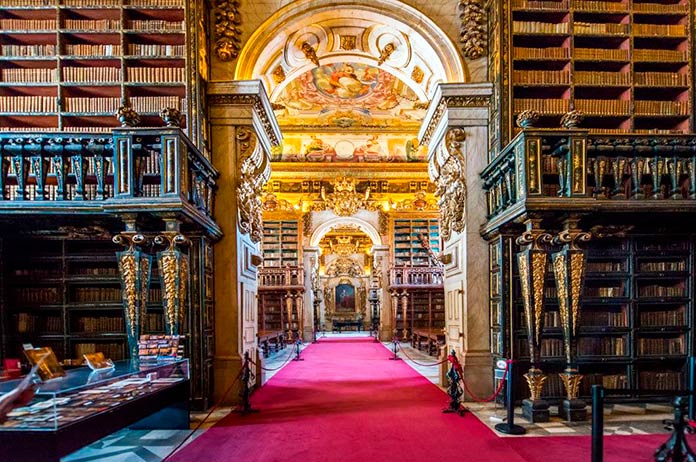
[
  {"x1": 517, "y1": 219, "x2": 553, "y2": 422},
  {"x1": 552, "y1": 219, "x2": 591, "y2": 421},
  {"x1": 401, "y1": 290, "x2": 409, "y2": 341},
  {"x1": 154, "y1": 232, "x2": 190, "y2": 336},
  {"x1": 113, "y1": 232, "x2": 152, "y2": 360}
]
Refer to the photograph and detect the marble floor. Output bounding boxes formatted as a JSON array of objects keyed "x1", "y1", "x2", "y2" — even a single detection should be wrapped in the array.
[{"x1": 62, "y1": 337, "x2": 675, "y2": 461}]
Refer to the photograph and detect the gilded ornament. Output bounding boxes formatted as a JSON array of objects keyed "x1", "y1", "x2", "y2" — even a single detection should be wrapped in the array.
[
  {"x1": 301, "y1": 41, "x2": 320, "y2": 66},
  {"x1": 116, "y1": 106, "x2": 140, "y2": 128},
  {"x1": 561, "y1": 110, "x2": 584, "y2": 129},
  {"x1": 559, "y1": 371, "x2": 583, "y2": 400},
  {"x1": 340, "y1": 35, "x2": 357, "y2": 50},
  {"x1": 411, "y1": 66, "x2": 424, "y2": 84},
  {"x1": 432, "y1": 128, "x2": 466, "y2": 242},
  {"x1": 524, "y1": 368, "x2": 547, "y2": 401},
  {"x1": 516, "y1": 110, "x2": 540, "y2": 128},
  {"x1": 236, "y1": 127, "x2": 270, "y2": 243},
  {"x1": 160, "y1": 107, "x2": 183, "y2": 128},
  {"x1": 213, "y1": 0, "x2": 242, "y2": 61},
  {"x1": 314, "y1": 177, "x2": 379, "y2": 217},
  {"x1": 155, "y1": 233, "x2": 190, "y2": 335},
  {"x1": 272, "y1": 65, "x2": 286, "y2": 85},
  {"x1": 459, "y1": 0, "x2": 487, "y2": 60},
  {"x1": 378, "y1": 42, "x2": 396, "y2": 65}
]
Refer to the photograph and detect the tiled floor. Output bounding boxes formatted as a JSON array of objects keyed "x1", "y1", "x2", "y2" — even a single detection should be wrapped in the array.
[{"x1": 62, "y1": 337, "x2": 676, "y2": 460}]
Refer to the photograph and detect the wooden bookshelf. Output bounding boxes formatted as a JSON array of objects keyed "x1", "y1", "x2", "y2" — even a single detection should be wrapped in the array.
[
  {"x1": 494, "y1": 0, "x2": 693, "y2": 144},
  {"x1": 496, "y1": 234, "x2": 694, "y2": 401},
  {"x1": 392, "y1": 217, "x2": 440, "y2": 267},
  {"x1": 0, "y1": 0, "x2": 204, "y2": 142},
  {"x1": 262, "y1": 220, "x2": 300, "y2": 268}
]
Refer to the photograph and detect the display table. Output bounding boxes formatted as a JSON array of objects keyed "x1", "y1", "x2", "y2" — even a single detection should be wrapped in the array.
[
  {"x1": 332, "y1": 320, "x2": 363, "y2": 332},
  {"x1": 0, "y1": 359, "x2": 190, "y2": 462},
  {"x1": 412, "y1": 329, "x2": 445, "y2": 356},
  {"x1": 257, "y1": 330, "x2": 286, "y2": 357}
]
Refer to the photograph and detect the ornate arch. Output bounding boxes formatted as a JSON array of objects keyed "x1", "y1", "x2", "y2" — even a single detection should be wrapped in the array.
[{"x1": 310, "y1": 216, "x2": 382, "y2": 247}]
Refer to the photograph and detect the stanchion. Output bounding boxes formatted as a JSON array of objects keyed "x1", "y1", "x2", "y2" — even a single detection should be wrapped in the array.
[
  {"x1": 292, "y1": 337, "x2": 304, "y2": 361},
  {"x1": 442, "y1": 350, "x2": 466, "y2": 416},
  {"x1": 235, "y1": 351, "x2": 259, "y2": 415},
  {"x1": 591, "y1": 385, "x2": 604, "y2": 462},
  {"x1": 655, "y1": 396, "x2": 696, "y2": 462},
  {"x1": 689, "y1": 356, "x2": 695, "y2": 421},
  {"x1": 388, "y1": 337, "x2": 402, "y2": 361},
  {"x1": 494, "y1": 360, "x2": 525, "y2": 435}
]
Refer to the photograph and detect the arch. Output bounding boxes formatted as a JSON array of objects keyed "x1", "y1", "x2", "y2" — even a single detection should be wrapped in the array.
[
  {"x1": 235, "y1": 0, "x2": 467, "y2": 101},
  {"x1": 310, "y1": 216, "x2": 382, "y2": 247}
]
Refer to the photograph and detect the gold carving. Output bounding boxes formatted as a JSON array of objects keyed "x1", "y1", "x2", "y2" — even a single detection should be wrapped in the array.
[
  {"x1": 459, "y1": 0, "x2": 487, "y2": 60},
  {"x1": 517, "y1": 254, "x2": 532, "y2": 346},
  {"x1": 524, "y1": 368, "x2": 547, "y2": 401},
  {"x1": 433, "y1": 128, "x2": 466, "y2": 242},
  {"x1": 262, "y1": 192, "x2": 295, "y2": 212},
  {"x1": 516, "y1": 110, "x2": 540, "y2": 128},
  {"x1": 236, "y1": 127, "x2": 270, "y2": 242},
  {"x1": 391, "y1": 190, "x2": 438, "y2": 211},
  {"x1": 553, "y1": 252, "x2": 570, "y2": 361},
  {"x1": 213, "y1": 0, "x2": 242, "y2": 62},
  {"x1": 301, "y1": 41, "x2": 320, "y2": 66},
  {"x1": 411, "y1": 66, "x2": 424, "y2": 84},
  {"x1": 313, "y1": 177, "x2": 379, "y2": 216},
  {"x1": 329, "y1": 235, "x2": 361, "y2": 257},
  {"x1": 155, "y1": 233, "x2": 190, "y2": 336},
  {"x1": 561, "y1": 110, "x2": 584, "y2": 129},
  {"x1": 272, "y1": 65, "x2": 286, "y2": 84},
  {"x1": 559, "y1": 371, "x2": 583, "y2": 400},
  {"x1": 378, "y1": 42, "x2": 396, "y2": 65},
  {"x1": 116, "y1": 105, "x2": 140, "y2": 128},
  {"x1": 303, "y1": 213, "x2": 312, "y2": 237},
  {"x1": 340, "y1": 35, "x2": 356, "y2": 50}
]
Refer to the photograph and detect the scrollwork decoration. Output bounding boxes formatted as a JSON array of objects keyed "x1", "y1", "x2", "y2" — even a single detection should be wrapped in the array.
[
  {"x1": 154, "y1": 233, "x2": 190, "y2": 336},
  {"x1": 236, "y1": 127, "x2": 270, "y2": 242},
  {"x1": 433, "y1": 128, "x2": 467, "y2": 242},
  {"x1": 213, "y1": 0, "x2": 242, "y2": 62},
  {"x1": 459, "y1": 0, "x2": 487, "y2": 60}
]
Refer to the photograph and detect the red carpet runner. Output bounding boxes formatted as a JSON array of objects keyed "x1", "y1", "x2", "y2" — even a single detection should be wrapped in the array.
[{"x1": 171, "y1": 337, "x2": 682, "y2": 462}]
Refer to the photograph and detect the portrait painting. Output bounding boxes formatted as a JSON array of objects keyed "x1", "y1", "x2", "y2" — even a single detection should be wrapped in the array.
[{"x1": 335, "y1": 283, "x2": 356, "y2": 312}]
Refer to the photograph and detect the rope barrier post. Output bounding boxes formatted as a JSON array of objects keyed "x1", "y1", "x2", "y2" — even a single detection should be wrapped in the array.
[
  {"x1": 293, "y1": 336, "x2": 304, "y2": 361},
  {"x1": 389, "y1": 337, "x2": 402, "y2": 361},
  {"x1": 689, "y1": 356, "x2": 695, "y2": 421},
  {"x1": 235, "y1": 351, "x2": 259, "y2": 415},
  {"x1": 495, "y1": 360, "x2": 526, "y2": 435},
  {"x1": 591, "y1": 385, "x2": 604, "y2": 462},
  {"x1": 655, "y1": 396, "x2": 696, "y2": 462},
  {"x1": 442, "y1": 350, "x2": 466, "y2": 416}
]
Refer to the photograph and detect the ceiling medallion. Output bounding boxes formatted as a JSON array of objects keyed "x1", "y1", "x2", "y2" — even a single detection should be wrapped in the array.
[{"x1": 314, "y1": 177, "x2": 379, "y2": 217}]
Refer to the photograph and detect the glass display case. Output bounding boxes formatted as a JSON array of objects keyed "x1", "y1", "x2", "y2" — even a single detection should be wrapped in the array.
[{"x1": 0, "y1": 359, "x2": 190, "y2": 462}]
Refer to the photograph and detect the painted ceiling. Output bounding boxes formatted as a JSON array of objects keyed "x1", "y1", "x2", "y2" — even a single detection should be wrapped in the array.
[{"x1": 273, "y1": 62, "x2": 426, "y2": 130}]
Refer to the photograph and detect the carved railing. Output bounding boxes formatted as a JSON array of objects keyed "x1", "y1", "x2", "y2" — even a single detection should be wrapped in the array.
[
  {"x1": 258, "y1": 266, "x2": 305, "y2": 290},
  {"x1": 0, "y1": 128, "x2": 219, "y2": 236},
  {"x1": 389, "y1": 266, "x2": 444, "y2": 289},
  {"x1": 482, "y1": 129, "x2": 696, "y2": 226}
]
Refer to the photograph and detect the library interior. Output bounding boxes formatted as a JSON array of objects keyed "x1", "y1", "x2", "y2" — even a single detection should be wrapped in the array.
[{"x1": 1, "y1": 0, "x2": 696, "y2": 461}]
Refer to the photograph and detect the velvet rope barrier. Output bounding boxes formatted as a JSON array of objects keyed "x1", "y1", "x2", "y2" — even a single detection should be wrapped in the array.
[
  {"x1": 394, "y1": 340, "x2": 449, "y2": 367},
  {"x1": 161, "y1": 368, "x2": 243, "y2": 462},
  {"x1": 456, "y1": 357, "x2": 511, "y2": 403},
  {"x1": 251, "y1": 343, "x2": 298, "y2": 372}
]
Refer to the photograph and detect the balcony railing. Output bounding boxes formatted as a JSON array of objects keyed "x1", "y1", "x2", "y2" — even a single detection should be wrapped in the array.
[
  {"x1": 481, "y1": 129, "x2": 696, "y2": 228},
  {"x1": 389, "y1": 266, "x2": 444, "y2": 289},
  {"x1": 0, "y1": 128, "x2": 220, "y2": 236},
  {"x1": 258, "y1": 266, "x2": 305, "y2": 290}
]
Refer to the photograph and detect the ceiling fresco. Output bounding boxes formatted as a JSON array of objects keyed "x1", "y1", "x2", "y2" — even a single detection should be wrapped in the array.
[
  {"x1": 273, "y1": 62, "x2": 427, "y2": 129},
  {"x1": 275, "y1": 133, "x2": 425, "y2": 163}
]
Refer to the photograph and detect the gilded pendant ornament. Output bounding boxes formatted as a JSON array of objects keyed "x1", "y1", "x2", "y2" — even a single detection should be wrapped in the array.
[
  {"x1": 432, "y1": 128, "x2": 466, "y2": 242},
  {"x1": 155, "y1": 233, "x2": 190, "y2": 336},
  {"x1": 213, "y1": 0, "x2": 242, "y2": 61},
  {"x1": 236, "y1": 127, "x2": 270, "y2": 242},
  {"x1": 459, "y1": 0, "x2": 487, "y2": 60},
  {"x1": 524, "y1": 368, "x2": 547, "y2": 401},
  {"x1": 113, "y1": 233, "x2": 152, "y2": 359},
  {"x1": 301, "y1": 41, "x2": 320, "y2": 66},
  {"x1": 378, "y1": 42, "x2": 396, "y2": 65}
]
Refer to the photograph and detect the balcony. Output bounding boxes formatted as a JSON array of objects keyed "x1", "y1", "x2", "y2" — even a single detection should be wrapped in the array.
[
  {"x1": 258, "y1": 266, "x2": 305, "y2": 291},
  {"x1": 481, "y1": 129, "x2": 696, "y2": 233},
  {"x1": 389, "y1": 266, "x2": 444, "y2": 289},
  {"x1": 0, "y1": 128, "x2": 220, "y2": 237}
]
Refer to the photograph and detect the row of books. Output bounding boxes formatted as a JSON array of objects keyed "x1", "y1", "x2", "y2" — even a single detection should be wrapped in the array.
[
  {"x1": 0, "y1": 44, "x2": 56, "y2": 57},
  {"x1": 126, "y1": 67, "x2": 185, "y2": 83},
  {"x1": 0, "y1": 68, "x2": 55, "y2": 83},
  {"x1": 635, "y1": 73, "x2": 690, "y2": 88},
  {"x1": 511, "y1": 0, "x2": 568, "y2": 9},
  {"x1": 638, "y1": 284, "x2": 685, "y2": 298},
  {"x1": 73, "y1": 287, "x2": 121, "y2": 303},
  {"x1": 71, "y1": 266, "x2": 119, "y2": 277},
  {"x1": 639, "y1": 309, "x2": 686, "y2": 327},
  {"x1": 634, "y1": 49, "x2": 688, "y2": 63},
  {"x1": 14, "y1": 287, "x2": 61, "y2": 305},
  {"x1": 634, "y1": 23, "x2": 686, "y2": 37},
  {"x1": 75, "y1": 316, "x2": 125, "y2": 333},
  {"x1": 513, "y1": 98, "x2": 570, "y2": 113},
  {"x1": 575, "y1": 22, "x2": 628, "y2": 35},
  {"x1": 633, "y1": 2, "x2": 687, "y2": 13},
  {"x1": 4, "y1": 183, "x2": 116, "y2": 201},
  {"x1": 575, "y1": 71, "x2": 630, "y2": 87},
  {"x1": 65, "y1": 44, "x2": 122, "y2": 56},
  {"x1": 74, "y1": 342, "x2": 124, "y2": 361},
  {"x1": 582, "y1": 373, "x2": 628, "y2": 391},
  {"x1": 578, "y1": 336, "x2": 626, "y2": 356},
  {"x1": 0, "y1": 96, "x2": 57, "y2": 113},
  {"x1": 586, "y1": 261, "x2": 625, "y2": 272},
  {"x1": 128, "y1": 44, "x2": 185, "y2": 56},
  {"x1": 581, "y1": 310, "x2": 627, "y2": 327},
  {"x1": 513, "y1": 70, "x2": 570, "y2": 85},
  {"x1": 513, "y1": 46, "x2": 570, "y2": 60},
  {"x1": 575, "y1": 48, "x2": 628, "y2": 61},
  {"x1": 0, "y1": 19, "x2": 57, "y2": 30},
  {"x1": 63, "y1": 19, "x2": 121, "y2": 30},
  {"x1": 637, "y1": 336, "x2": 685, "y2": 356},
  {"x1": 65, "y1": 97, "x2": 121, "y2": 113},
  {"x1": 639, "y1": 261, "x2": 687, "y2": 272},
  {"x1": 638, "y1": 371, "x2": 682, "y2": 390},
  {"x1": 129, "y1": 20, "x2": 184, "y2": 31},
  {"x1": 635, "y1": 100, "x2": 689, "y2": 116},
  {"x1": 131, "y1": 95, "x2": 181, "y2": 113},
  {"x1": 63, "y1": 66, "x2": 121, "y2": 82},
  {"x1": 573, "y1": 0, "x2": 627, "y2": 11},
  {"x1": 141, "y1": 183, "x2": 162, "y2": 197},
  {"x1": 512, "y1": 20, "x2": 569, "y2": 34},
  {"x1": 12, "y1": 268, "x2": 62, "y2": 278},
  {"x1": 575, "y1": 99, "x2": 630, "y2": 116},
  {"x1": 585, "y1": 286, "x2": 624, "y2": 297},
  {"x1": 15, "y1": 313, "x2": 62, "y2": 334}
]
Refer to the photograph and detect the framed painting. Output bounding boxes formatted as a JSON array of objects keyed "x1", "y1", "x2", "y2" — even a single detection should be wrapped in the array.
[{"x1": 335, "y1": 283, "x2": 355, "y2": 312}]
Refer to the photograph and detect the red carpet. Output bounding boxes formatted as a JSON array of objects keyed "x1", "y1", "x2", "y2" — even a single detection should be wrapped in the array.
[{"x1": 171, "y1": 337, "x2": 684, "y2": 462}]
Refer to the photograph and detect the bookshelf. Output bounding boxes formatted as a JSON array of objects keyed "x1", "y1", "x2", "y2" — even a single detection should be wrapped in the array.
[
  {"x1": 502, "y1": 234, "x2": 694, "y2": 401},
  {"x1": 496, "y1": 0, "x2": 693, "y2": 144},
  {"x1": 0, "y1": 236, "x2": 167, "y2": 364},
  {"x1": 258, "y1": 291, "x2": 286, "y2": 332},
  {"x1": 393, "y1": 217, "x2": 440, "y2": 267},
  {"x1": 261, "y1": 220, "x2": 300, "y2": 268},
  {"x1": 0, "y1": 0, "x2": 202, "y2": 140}
]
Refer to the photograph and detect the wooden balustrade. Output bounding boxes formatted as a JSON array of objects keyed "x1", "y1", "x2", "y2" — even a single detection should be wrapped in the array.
[
  {"x1": 258, "y1": 266, "x2": 305, "y2": 290},
  {"x1": 389, "y1": 266, "x2": 444, "y2": 289}
]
